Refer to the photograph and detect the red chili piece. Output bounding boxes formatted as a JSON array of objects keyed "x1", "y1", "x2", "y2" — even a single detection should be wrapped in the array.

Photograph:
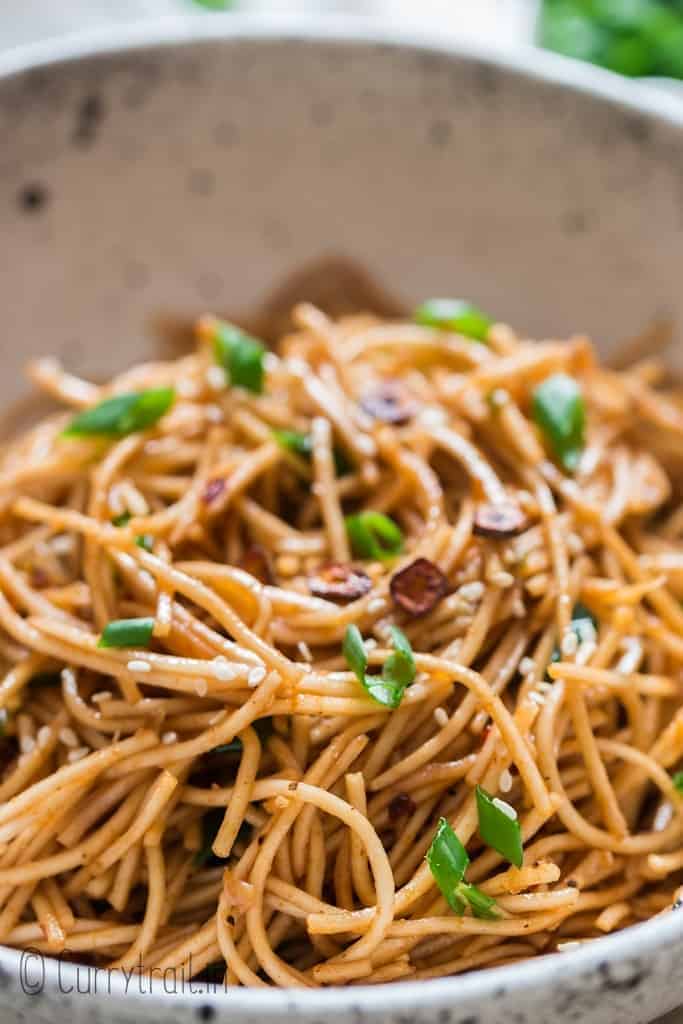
[
  {"x1": 473, "y1": 502, "x2": 527, "y2": 539},
  {"x1": 390, "y1": 557, "x2": 448, "y2": 616},
  {"x1": 308, "y1": 563, "x2": 372, "y2": 603},
  {"x1": 360, "y1": 381, "x2": 417, "y2": 425},
  {"x1": 202, "y1": 477, "x2": 226, "y2": 505},
  {"x1": 388, "y1": 792, "x2": 417, "y2": 821}
]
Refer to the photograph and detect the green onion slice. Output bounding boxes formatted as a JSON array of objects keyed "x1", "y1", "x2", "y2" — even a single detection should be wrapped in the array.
[
  {"x1": 98, "y1": 617, "x2": 155, "y2": 649},
  {"x1": 458, "y1": 881, "x2": 500, "y2": 920},
  {"x1": 673, "y1": 772, "x2": 683, "y2": 794},
  {"x1": 112, "y1": 513, "x2": 132, "y2": 527},
  {"x1": 476, "y1": 786, "x2": 523, "y2": 868},
  {"x1": 273, "y1": 429, "x2": 313, "y2": 460},
  {"x1": 212, "y1": 320, "x2": 265, "y2": 394},
  {"x1": 135, "y1": 534, "x2": 154, "y2": 552},
  {"x1": 426, "y1": 817, "x2": 469, "y2": 909},
  {"x1": 532, "y1": 373, "x2": 585, "y2": 473},
  {"x1": 343, "y1": 624, "x2": 368, "y2": 685},
  {"x1": 342, "y1": 624, "x2": 416, "y2": 709},
  {"x1": 414, "y1": 298, "x2": 492, "y2": 342},
  {"x1": 273, "y1": 428, "x2": 351, "y2": 476},
  {"x1": 426, "y1": 817, "x2": 499, "y2": 918},
  {"x1": 64, "y1": 388, "x2": 175, "y2": 438},
  {"x1": 345, "y1": 511, "x2": 403, "y2": 561}
]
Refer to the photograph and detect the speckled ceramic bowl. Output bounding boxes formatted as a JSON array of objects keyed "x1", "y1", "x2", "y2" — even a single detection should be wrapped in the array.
[{"x1": 0, "y1": 15, "x2": 682, "y2": 1024}]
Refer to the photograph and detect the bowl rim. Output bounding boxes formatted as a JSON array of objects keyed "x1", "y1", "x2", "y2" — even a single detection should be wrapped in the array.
[{"x1": 1, "y1": 12, "x2": 682, "y2": 1014}]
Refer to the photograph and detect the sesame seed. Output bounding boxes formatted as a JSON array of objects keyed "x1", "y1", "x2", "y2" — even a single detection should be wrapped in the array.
[
  {"x1": 566, "y1": 532, "x2": 583, "y2": 555},
  {"x1": 247, "y1": 666, "x2": 267, "y2": 688},
  {"x1": 59, "y1": 727, "x2": 78, "y2": 748},
  {"x1": 51, "y1": 535, "x2": 74, "y2": 556},
  {"x1": 367, "y1": 598, "x2": 385, "y2": 614},
  {"x1": 557, "y1": 941, "x2": 582, "y2": 953},
  {"x1": 205, "y1": 404, "x2": 223, "y2": 424},
  {"x1": 61, "y1": 668, "x2": 77, "y2": 694},
  {"x1": 576, "y1": 639, "x2": 597, "y2": 666},
  {"x1": 617, "y1": 637, "x2": 642, "y2": 675},
  {"x1": 492, "y1": 796, "x2": 517, "y2": 821},
  {"x1": 19, "y1": 736, "x2": 35, "y2": 755},
  {"x1": 364, "y1": 638, "x2": 378, "y2": 652},
  {"x1": 108, "y1": 485, "x2": 126, "y2": 517},
  {"x1": 419, "y1": 407, "x2": 448, "y2": 428},
  {"x1": 206, "y1": 365, "x2": 227, "y2": 391},
  {"x1": 297, "y1": 642, "x2": 313, "y2": 664},
  {"x1": 519, "y1": 657, "x2": 535, "y2": 676},
  {"x1": 433, "y1": 707, "x2": 449, "y2": 728},
  {"x1": 90, "y1": 692, "x2": 112, "y2": 708},
  {"x1": 488, "y1": 388, "x2": 509, "y2": 409},
  {"x1": 127, "y1": 659, "x2": 151, "y2": 674},
  {"x1": 561, "y1": 630, "x2": 578, "y2": 657},
  {"x1": 263, "y1": 352, "x2": 280, "y2": 373},
  {"x1": 37, "y1": 726, "x2": 52, "y2": 747},
  {"x1": 459, "y1": 581, "x2": 485, "y2": 603},
  {"x1": 162, "y1": 731, "x2": 177, "y2": 745},
  {"x1": 498, "y1": 769, "x2": 513, "y2": 793},
  {"x1": 211, "y1": 658, "x2": 236, "y2": 682},
  {"x1": 67, "y1": 747, "x2": 89, "y2": 763},
  {"x1": 491, "y1": 570, "x2": 515, "y2": 589},
  {"x1": 176, "y1": 378, "x2": 199, "y2": 399},
  {"x1": 528, "y1": 691, "x2": 545, "y2": 706},
  {"x1": 194, "y1": 679, "x2": 208, "y2": 697},
  {"x1": 538, "y1": 681, "x2": 553, "y2": 694}
]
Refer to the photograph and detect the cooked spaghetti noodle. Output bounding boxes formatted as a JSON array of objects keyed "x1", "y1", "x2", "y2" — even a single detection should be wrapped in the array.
[{"x1": 0, "y1": 301, "x2": 682, "y2": 987}]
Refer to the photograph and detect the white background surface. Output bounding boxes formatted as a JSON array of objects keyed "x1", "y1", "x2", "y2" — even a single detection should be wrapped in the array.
[{"x1": 0, "y1": 2, "x2": 681, "y2": 1022}]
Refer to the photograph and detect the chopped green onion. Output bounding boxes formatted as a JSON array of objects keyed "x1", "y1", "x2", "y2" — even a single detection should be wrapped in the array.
[
  {"x1": 458, "y1": 881, "x2": 499, "y2": 920},
  {"x1": 532, "y1": 373, "x2": 585, "y2": 473},
  {"x1": 273, "y1": 428, "x2": 351, "y2": 476},
  {"x1": 343, "y1": 624, "x2": 368, "y2": 684},
  {"x1": 342, "y1": 624, "x2": 416, "y2": 709},
  {"x1": 0, "y1": 708, "x2": 7, "y2": 737},
  {"x1": 476, "y1": 786, "x2": 523, "y2": 868},
  {"x1": 273, "y1": 429, "x2": 313, "y2": 460},
  {"x1": 345, "y1": 511, "x2": 403, "y2": 561},
  {"x1": 673, "y1": 771, "x2": 683, "y2": 794},
  {"x1": 135, "y1": 534, "x2": 154, "y2": 552},
  {"x1": 212, "y1": 320, "x2": 265, "y2": 394},
  {"x1": 426, "y1": 817, "x2": 500, "y2": 918},
  {"x1": 112, "y1": 513, "x2": 132, "y2": 527},
  {"x1": 98, "y1": 617, "x2": 155, "y2": 649},
  {"x1": 414, "y1": 298, "x2": 492, "y2": 342},
  {"x1": 382, "y1": 625, "x2": 416, "y2": 692},
  {"x1": 426, "y1": 817, "x2": 469, "y2": 909},
  {"x1": 63, "y1": 388, "x2": 175, "y2": 439}
]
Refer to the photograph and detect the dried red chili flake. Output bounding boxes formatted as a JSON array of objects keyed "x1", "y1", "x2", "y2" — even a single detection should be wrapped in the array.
[
  {"x1": 308, "y1": 563, "x2": 372, "y2": 603},
  {"x1": 473, "y1": 501, "x2": 527, "y2": 539},
  {"x1": 240, "y1": 545, "x2": 274, "y2": 585},
  {"x1": 202, "y1": 477, "x2": 226, "y2": 505},
  {"x1": 30, "y1": 567, "x2": 49, "y2": 589},
  {"x1": 389, "y1": 557, "x2": 448, "y2": 617},
  {"x1": 360, "y1": 381, "x2": 417, "y2": 425},
  {"x1": 388, "y1": 792, "x2": 417, "y2": 821}
]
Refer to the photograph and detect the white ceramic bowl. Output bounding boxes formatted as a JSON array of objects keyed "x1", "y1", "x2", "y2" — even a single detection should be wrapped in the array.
[{"x1": 0, "y1": 16, "x2": 682, "y2": 1024}]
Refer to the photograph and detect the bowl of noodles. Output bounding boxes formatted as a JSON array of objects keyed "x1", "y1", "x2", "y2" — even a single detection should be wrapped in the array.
[{"x1": 0, "y1": 14, "x2": 683, "y2": 1024}]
